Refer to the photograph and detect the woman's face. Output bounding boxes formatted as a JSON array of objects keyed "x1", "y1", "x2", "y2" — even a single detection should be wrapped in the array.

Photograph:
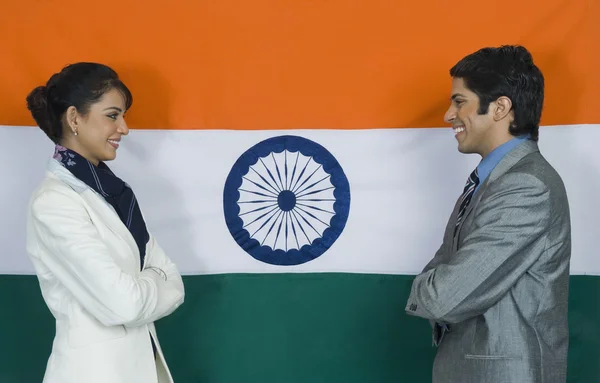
[{"x1": 63, "y1": 88, "x2": 129, "y2": 165}]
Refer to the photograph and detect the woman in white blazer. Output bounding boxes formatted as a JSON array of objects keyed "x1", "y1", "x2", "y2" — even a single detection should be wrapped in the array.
[{"x1": 24, "y1": 62, "x2": 185, "y2": 383}]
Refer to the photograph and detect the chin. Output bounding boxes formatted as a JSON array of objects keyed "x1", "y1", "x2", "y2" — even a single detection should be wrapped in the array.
[
  {"x1": 457, "y1": 144, "x2": 474, "y2": 155},
  {"x1": 101, "y1": 152, "x2": 117, "y2": 162}
]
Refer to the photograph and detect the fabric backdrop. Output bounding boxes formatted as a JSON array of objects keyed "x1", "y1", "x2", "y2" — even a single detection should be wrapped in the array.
[{"x1": 1, "y1": 1, "x2": 599, "y2": 382}]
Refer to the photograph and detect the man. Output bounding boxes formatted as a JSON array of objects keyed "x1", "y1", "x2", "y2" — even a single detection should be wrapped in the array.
[{"x1": 405, "y1": 45, "x2": 571, "y2": 383}]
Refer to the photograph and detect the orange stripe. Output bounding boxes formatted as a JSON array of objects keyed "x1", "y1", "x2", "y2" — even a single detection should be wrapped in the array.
[{"x1": 1, "y1": 0, "x2": 598, "y2": 129}]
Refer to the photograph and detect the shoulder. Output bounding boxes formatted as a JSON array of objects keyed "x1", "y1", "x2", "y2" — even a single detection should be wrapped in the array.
[
  {"x1": 29, "y1": 173, "x2": 85, "y2": 216},
  {"x1": 507, "y1": 151, "x2": 567, "y2": 197},
  {"x1": 482, "y1": 151, "x2": 568, "y2": 209}
]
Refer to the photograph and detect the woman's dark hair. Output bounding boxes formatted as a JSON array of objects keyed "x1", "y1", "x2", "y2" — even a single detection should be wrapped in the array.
[{"x1": 26, "y1": 62, "x2": 133, "y2": 143}]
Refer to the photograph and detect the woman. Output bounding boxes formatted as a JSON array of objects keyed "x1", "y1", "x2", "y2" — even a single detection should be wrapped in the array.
[{"x1": 25, "y1": 62, "x2": 185, "y2": 383}]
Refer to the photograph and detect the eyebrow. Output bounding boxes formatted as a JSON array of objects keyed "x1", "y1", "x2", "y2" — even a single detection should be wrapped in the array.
[
  {"x1": 451, "y1": 93, "x2": 467, "y2": 101},
  {"x1": 103, "y1": 107, "x2": 123, "y2": 112}
]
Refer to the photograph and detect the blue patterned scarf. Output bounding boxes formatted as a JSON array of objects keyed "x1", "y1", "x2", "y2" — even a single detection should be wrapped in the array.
[{"x1": 53, "y1": 145, "x2": 149, "y2": 269}]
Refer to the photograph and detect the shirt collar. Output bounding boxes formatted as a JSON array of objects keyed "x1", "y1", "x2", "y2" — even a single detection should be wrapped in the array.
[{"x1": 476, "y1": 135, "x2": 529, "y2": 186}]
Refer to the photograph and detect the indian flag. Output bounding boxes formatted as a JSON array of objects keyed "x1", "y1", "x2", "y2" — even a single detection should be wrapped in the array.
[{"x1": 1, "y1": 1, "x2": 599, "y2": 382}]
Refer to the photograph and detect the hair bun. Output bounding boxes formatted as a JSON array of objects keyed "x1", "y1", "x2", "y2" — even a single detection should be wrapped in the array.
[
  {"x1": 26, "y1": 86, "x2": 56, "y2": 139},
  {"x1": 26, "y1": 86, "x2": 47, "y2": 110}
]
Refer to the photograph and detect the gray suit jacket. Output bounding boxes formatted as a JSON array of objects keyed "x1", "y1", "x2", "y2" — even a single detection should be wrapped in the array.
[{"x1": 405, "y1": 140, "x2": 571, "y2": 383}]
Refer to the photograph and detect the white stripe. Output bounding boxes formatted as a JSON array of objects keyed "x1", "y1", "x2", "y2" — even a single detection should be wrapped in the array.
[
  {"x1": 1, "y1": 125, "x2": 598, "y2": 275},
  {"x1": 87, "y1": 161, "x2": 109, "y2": 197},
  {"x1": 126, "y1": 197, "x2": 135, "y2": 228}
]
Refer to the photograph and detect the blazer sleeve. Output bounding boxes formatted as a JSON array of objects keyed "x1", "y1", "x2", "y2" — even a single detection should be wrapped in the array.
[
  {"x1": 29, "y1": 189, "x2": 184, "y2": 327},
  {"x1": 405, "y1": 172, "x2": 551, "y2": 324},
  {"x1": 124, "y1": 235, "x2": 185, "y2": 327}
]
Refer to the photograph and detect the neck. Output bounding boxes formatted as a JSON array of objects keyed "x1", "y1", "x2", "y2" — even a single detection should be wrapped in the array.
[
  {"x1": 479, "y1": 130, "x2": 515, "y2": 158},
  {"x1": 58, "y1": 139, "x2": 99, "y2": 166}
]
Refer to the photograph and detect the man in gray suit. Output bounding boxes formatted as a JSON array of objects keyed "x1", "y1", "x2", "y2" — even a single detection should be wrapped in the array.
[{"x1": 405, "y1": 45, "x2": 571, "y2": 383}]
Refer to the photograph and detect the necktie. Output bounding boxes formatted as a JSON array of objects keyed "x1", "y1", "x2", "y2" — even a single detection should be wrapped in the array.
[{"x1": 454, "y1": 168, "x2": 480, "y2": 236}]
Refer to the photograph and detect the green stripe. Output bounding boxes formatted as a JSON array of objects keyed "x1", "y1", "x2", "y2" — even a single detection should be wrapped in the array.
[{"x1": 0, "y1": 274, "x2": 598, "y2": 382}]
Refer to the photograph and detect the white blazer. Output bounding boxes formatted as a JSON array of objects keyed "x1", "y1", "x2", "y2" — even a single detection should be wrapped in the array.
[{"x1": 25, "y1": 158, "x2": 185, "y2": 383}]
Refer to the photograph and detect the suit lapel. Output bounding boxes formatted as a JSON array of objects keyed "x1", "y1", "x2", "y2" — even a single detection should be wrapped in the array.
[
  {"x1": 452, "y1": 140, "x2": 539, "y2": 247},
  {"x1": 47, "y1": 159, "x2": 141, "y2": 268}
]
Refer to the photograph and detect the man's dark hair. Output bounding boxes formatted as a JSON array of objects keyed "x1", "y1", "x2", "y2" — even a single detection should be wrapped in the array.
[{"x1": 450, "y1": 45, "x2": 544, "y2": 141}]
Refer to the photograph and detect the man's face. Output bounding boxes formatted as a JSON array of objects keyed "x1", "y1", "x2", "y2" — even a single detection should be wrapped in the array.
[{"x1": 444, "y1": 78, "x2": 496, "y2": 157}]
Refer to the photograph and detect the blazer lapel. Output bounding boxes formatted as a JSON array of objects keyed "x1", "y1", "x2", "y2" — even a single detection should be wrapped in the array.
[
  {"x1": 452, "y1": 140, "x2": 539, "y2": 247},
  {"x1": 47, "y1": 159, "x2": 141, "y2": 269}
]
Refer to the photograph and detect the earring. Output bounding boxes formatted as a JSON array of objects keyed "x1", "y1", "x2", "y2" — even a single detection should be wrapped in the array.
[{"x1": 73, "y1": 130, "x2": 78, "y2": 136}]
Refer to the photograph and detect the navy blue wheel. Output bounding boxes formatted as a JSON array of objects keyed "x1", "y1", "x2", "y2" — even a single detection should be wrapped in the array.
[{"x1": 223, "y1": 135, "x2": 351, "y2": 266}]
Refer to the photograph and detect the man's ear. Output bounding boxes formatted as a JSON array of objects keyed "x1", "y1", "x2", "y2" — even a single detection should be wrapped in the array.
[{"x1": 492, "y1": 96, "x2": 513, "y2": 123}]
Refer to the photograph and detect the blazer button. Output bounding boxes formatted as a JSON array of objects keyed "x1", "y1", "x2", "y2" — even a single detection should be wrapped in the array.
[{"x1": 410, "y1": 303, "x2": 417, "y2": 311}]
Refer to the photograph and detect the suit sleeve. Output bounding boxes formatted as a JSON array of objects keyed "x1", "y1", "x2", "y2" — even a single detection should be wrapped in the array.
[
  {"x1": 29, "y1": 190, "x2": 183, "y2": 327},
  {"x1": 405, "y1": 173, "x2": 551, "y2": 324},
  {"x1": 415, "y1": 209, "x2": 457, "y2": 331},
  {"x1": 421, "y1": 215, "x2": 454, "y2": 273},
  {"x1": 419, "y1": 242, "x2": 450, "y2": 331}
]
